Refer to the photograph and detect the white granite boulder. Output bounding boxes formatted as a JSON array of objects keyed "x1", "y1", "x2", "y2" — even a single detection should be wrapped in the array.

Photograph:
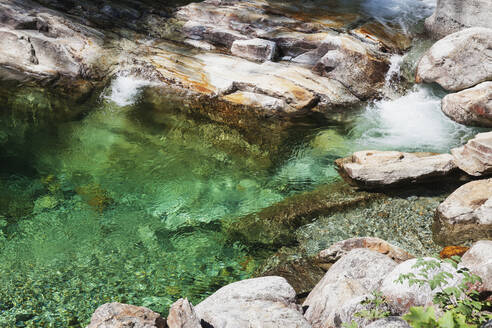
[
  {"x1": 461, "y1": 240, "x2": 492, "y2": 292},
  {"x1": 87, "y1": 303, "x2": 166, "y2": 328},
  {"x1": 167, "y1": 298, "x2": 201, "y2": 328},
  {"x1": 452, "y1": 132, "x2": 492, "y2": 177}
]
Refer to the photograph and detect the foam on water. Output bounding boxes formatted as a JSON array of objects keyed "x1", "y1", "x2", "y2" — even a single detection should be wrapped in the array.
[{"x1": 104, "y1": 75, "x2": 153, "y2": 107}]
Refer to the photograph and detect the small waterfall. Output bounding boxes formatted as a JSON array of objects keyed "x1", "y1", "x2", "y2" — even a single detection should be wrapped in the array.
[{"x1": 103, "y1": 74, "x2": 153, "y2": 107}]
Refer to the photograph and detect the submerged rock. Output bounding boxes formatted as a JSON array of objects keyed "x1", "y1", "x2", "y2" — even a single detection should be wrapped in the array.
[
  {"x1": 433, "y1": 179, "x2": 492, "y2": 246},
  {"x1": 336, "y1": 150, "x2": 458, "y2": 189},
  {"x1": 167, "y1": 298, "x2": 201, "y2": 328},
  {"x1": 451, "y1": 132, "x2": 492, "y2": 177},
  {"x1": 303, "y1": 249, "x2": 397, "y2": 328},
  {"x1": 461, "y1": 240, "x2": 492, "y2": 292},
  {"x1": 425, "y1": 0, "x2": 492, "y2": 38},
  {"x1": 194, "y1": 276, "x2": 311, "y2": 328},
  {"x1": 87, "y1": 302, "x2": 166, "y2": 328},
  {"x1": 416, "y1": 28, "x2": 492, "y2": 92},
  {"x1": 442, "y1": 81, "x2": 492, "y2": 127}
]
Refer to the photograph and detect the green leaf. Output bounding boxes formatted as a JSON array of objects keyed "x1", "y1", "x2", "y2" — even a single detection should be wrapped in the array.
[{"x1": 437, "y1": 311, "x2": 455, "y2": 328}]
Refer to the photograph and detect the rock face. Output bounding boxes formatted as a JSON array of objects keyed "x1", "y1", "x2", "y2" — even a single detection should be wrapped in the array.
[
  {"x1": 303, "y1": 249, "x2": 397, "y2": 328},
  {"x1": 461, "y1": 241, "x2": 492, "y2": 292},
  {"x1": 231, "y1": 38, "x2": 278, "y2": 62},
  {"x1": 425, "y1": 0, "x2": 492, "y2": 38},
  {"x1": 451, "y1": 132, "x2": 492, "y2": 177},
  {"x1": 87, "y1": 303, "x2": 166, "y2": 328},
  {"x1": 416, "y1": 28, "x2": 492, "y2": 92},
  {"x1": 442, "y1": 82, "x2": 492, "y2": 127},
  {"x1": 433, "y1": 179, "x2": 492, "y2": 245},
  {"x1": 194, "y1": 276, "x2": 311, "y2": 328},
  {"x1": 317, "y1": 237, "x2": 414, "y2": 266},
  {"x1": 167, "y1": 298, "x2": 201, "y2": 328},
  {"x1": 336, "y1": 151, "x2": 457, "y2": 189},
  {"x1": 380, "y1": 258, "x2": 462, "y2": 314}
]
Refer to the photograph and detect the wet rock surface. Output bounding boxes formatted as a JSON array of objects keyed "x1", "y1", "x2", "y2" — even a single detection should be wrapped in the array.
[
  {"x1": 442, "y1": 81, "x2": 492, "y2": 127},
  {"x1": 416, "y1": 28, "x2": 492, "y2": 92},
  {"x1": 87, "y1": 302, "x2": 166, "y2": 328},
  {"x1": 434, "y1": 179, "x2": 492, "y2": 246},
  {"x1": 336, "y1": 150, "x2": 458, "y2": 189},
  {"x1": 451, "y1": 132, "x2": 492, "y2": 177}
]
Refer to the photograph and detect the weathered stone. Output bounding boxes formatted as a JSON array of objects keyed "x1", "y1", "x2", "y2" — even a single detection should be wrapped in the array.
[
  {"x1": 194, "y1": 276, "x2": 311, "y2": 328},
  {"x1": 380, "y1": 258, "x2": 463, "y2": 314},
  {"x1": 425, "y1": 0, "x2": 492, "y2": 38},
  {"x1": 167, "y1": 298, "x2": 201, "y2": 328},
  {"x1": 452, "y1": 132, "x2": 492, "y2": 176},
  {"x1": 318, "y1": 237, "x2": 414, "y2": 266},
  {"x1": 439, "y1": 246, "x2": 470, "y2": 259},
  {"x1": 442, "y1": 82, "x2": 492, "y2": 127},
  {"x1": 231, "y1": 38, "x2": 278, "y2": 62},
  {"x1": 433, "y1": 179, "x2": 492, "y2": 245},
  {"x1": 366, "y1": 317, "x2": 411, "y2": 328},
  {"x1": 461, "y1": 240, "x2": 492, "y2": 292},
  {"x1": 336, "y1": 151, "x2": 457, "y2": 189},
  {"x1": 416, "y1": 28, "x2": 492, "y2": 92},
  {"x1": 87, "y1": 303, "x2": 166, "y2": 328},
  {"x1": 303, "y1": 249, "x2": 397, "y2": 328}
]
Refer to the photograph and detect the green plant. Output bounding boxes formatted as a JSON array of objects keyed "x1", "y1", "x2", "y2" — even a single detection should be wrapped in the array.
[
  {"x1": 396, "y1": 257, "x2": 492, "y2": 328},
  {"x1": 342, "y1": 291, "x2": 392, "y2": 328}
]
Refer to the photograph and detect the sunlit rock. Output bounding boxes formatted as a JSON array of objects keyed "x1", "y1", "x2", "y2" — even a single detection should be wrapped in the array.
[
  {"x1": 195, "y1": 276, "x2": 311, "y2": 328},
  {"x1": 439, "y1": 246, "x2": 469, "y2": 259},
  {"x1": 167, "y1": 298, "x2": 201, "y2": 328},
  {"x1": 425, "y1": 0, "x2": 492, "y2": 38},
  {"x1": 433, "y1": 179, "x2": 492, "y2": 245},
  {"x1": 461, "y1": 240, "x2": 492, "y2": 292},
  {"x1": 366, "y1": 317, "x2": 410, "y2": 328},
  {"x1": 442, "y1": 82, "x2": 492, "y2": 128},
  {"x1": 231, "y1": 38, "x2": 278, "y2": 62},
  {"x1": 451, "y1": 132, "x2": 492, "y2": 177},
  {"x1": 416, "y1": 28, "x2": 492, "y2": 92},
  {"x1": 336, "y1": 150, "x2": 458, "y2": 189},
  {"x1": 303, "y1": 249, "x2": 397, "y2": 328},
  {"x1": 87, "y1": 302, "x2": 166, "y2": 328}
]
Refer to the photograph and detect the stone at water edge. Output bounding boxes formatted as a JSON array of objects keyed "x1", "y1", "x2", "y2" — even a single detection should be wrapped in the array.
[
  {"x1": 451, "y1": 132, "x2": 492, "y2": 177},
  {"x1": 461, "y1": 240, "x2": 492, "y2": 292},
  {"x1": 303, "y1": 249, "x2": 397, "y2": 328},
  {"x1": 366, "y1": 317, "x2": 411, "y2": 328},
  {"x1": 380, "y1": 258, "x2": 463, "y2": 315},
  {"x1": 433, "y1": 179, "x2": 492, "y2": 245},
  {"x1": 425, "y1": 0, "x2": 492, "y2": 38},
  {"x1": 87, "y1": 302, "x2": 166, "y2": 328},
  {"x1": 167, "y1": 298, "x2": 201, "y2": 328},
  {"x1": 416, "y1": 27, "x2": 492, "y2": 92},
  {"x1": 194, "y1": 276, "x2": 311, "y2": 328},
  {"x1": 317, "y1": 237, "x2": 414, "y2": 268},
  {"x1": 231, "y1": 38, "x2": 278, "y2": 62},
  {"x1": 442, "y1": 82, "x2": 492, "y2": 128},
  {"x1": 336, "y1": 150, "x2": 458, "y2": 189}
]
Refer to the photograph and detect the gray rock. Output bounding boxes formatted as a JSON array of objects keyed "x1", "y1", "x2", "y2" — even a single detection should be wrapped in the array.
[
  {"x1": 366, "y1": 317, "x2": 410, "y2": 328},
  {"x1": 336, "y1": 151, "x2": 457, "y2": 189},
  {"x1": 195, "y1": 276, "x2": 311, "y2": 328},
  {"x1": 380, "y1": 258, "x2": 463, "y2": 314},
  {"x1": 434, "y1": 179, "x2": 492, "y2": 245},
  {"x1": 425, "y1": 0, "x2": 492, "y2": 38},
  {"x1": 416, "y1": 28, "x2": 492, "y2": 92},
  {"x1": 452, "y1": 132, "x2": 492, "y2": 176},
  {"x1": 231, "y1": 38, "x2": 278, "y2": 62},
  {"x1": 167, "y1": 298, "x2": 201, "y2": 328},
  {"x1": 87, "y1": 302, "x2": 166, "y2": 328},
  {"x1": 317, "y1": 237, "x2": 414, "y2": 266},
  {"x1": 303, "y1": 249, "x2": 397, "y2": 328},
  {"x1": 461, "y1": 240, "x2": 492, "y2": 292},
  {"x1": 442, "y1": 82, "x2": 492, "y2": 127}
]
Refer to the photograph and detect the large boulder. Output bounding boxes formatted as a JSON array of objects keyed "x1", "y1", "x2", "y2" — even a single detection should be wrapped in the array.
[
  {"x1": 416, "y1": 28, "x2": 492, "y2": 92},
  {"x1": 461, "y1": 240, "x2": 492, "y2": 292},
  {"x1": 303, "y1": 249, "x2": 397, "y2": 328},
  {"x1": 433, "y1": 179, "x2": 492, "y2": 245},
  {"x1": 194, "y1": 276, "x2": 311, "y2": 328},
  {"x1": 336, "y1": 150, "x2": 458, "y2": 189},
  {"x1": 167, "y1": 298, "x2": 201, "y2": 328},
  {"x1": 380, "y1": 258, "x2": 462, "y2": 314},
  {"x1": 87, "y1": 303, "x2": 166, "y2": 328},
  {"x1": 425, "y1": 0, "x2": 492, "y2": 38},
  {"x1": 451, "y1": 132, "x2": 492, "y2": 176},
  {"x1": 442, "y1": 81, "x2": 492, "y2": 127}
]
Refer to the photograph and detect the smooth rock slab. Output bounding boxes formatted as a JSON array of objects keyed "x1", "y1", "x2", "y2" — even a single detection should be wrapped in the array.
[
  {"x1": 87, "y1": 303, "x2": 166, "y2": 328},
  {"x1": 442, "y1": 82, "x2": 492, "y2": 127},
  {"x1": 452, "y1": 132, "x2": 492, "y2": 177},
  {"x1": 231, "y1": 38, "x2": 278, "y2": 62},
  {"x1": 336, "y1": 151, "x2": 457, "y2": 189},
  {"x1": 416, "y1": 27, "x2": 492, "y2": 92},
  {"x1": 433, "y1": 179, "x2": 492, "y2": 245},
  {"x1": 167, "y1": 298, "x2": 201, "y2": 328},
  {"x1": 195, "y1": 276, "x2": 311, "y2": 328},
  {"x1": 303, "y1": 249, "x2": 397, "y2": 328},
  {"x1": 461, "y1": 241, "x2": 492, "y2": 292}
]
